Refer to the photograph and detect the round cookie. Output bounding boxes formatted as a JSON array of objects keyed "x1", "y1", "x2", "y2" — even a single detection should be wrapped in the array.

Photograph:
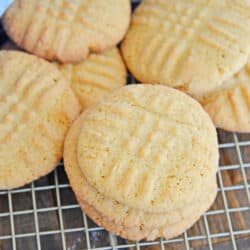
[
  {"x1": 77, "y1": 84, "x2": 218, "y2": 213},
  {"x1": 64, "y1": 113, "x2": 217, "y2": 229},
  {"x1": 58, "y1": 47, "x2": 127, "y2": 110},
  {"x1": 121, "y1": 0, "x2": 250, "y2": 97},
  {"x1": 0, "y1": 51, "x2": 80, "y2": 190},
  {"x1": 200, "y1": 59, "x2": 250, "y2": 133},
  {"x1": 64, "y1": 111, "x2": 217, "y2": 241},
  {"x1": 3, "y1": 0, "x2": 131, "y2": 63}
]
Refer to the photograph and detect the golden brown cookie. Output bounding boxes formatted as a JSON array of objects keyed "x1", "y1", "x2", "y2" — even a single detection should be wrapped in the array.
[
  {"x1": 200, "y1": 59, "x2": 250, "y2": 133},
  {"x1": 64, "y1": 113, "x2": 217, "y2": 229},
  {"x1": 122, "y1": 0, "x2": 250, "y2": 98},
  {"x1": 64, "y1": 84, "x2": 218, "y2": 240},
  {"x1": 77, "y1": 84, "x2": 218, "y2": 212},
  {"x1": 0, "y1": 51, "x2": 80, "y2": 190},
  {"x1": 3, "y1": 0, "x2": 131, "y2": 63},
  {"x1": 58, "y1": 47, "x2": 127, "y2": 110}
]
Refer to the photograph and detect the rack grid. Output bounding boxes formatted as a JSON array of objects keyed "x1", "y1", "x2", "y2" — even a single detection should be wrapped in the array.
[{"x1": 0, "y1": 1, "x2": 250, "y2": 249}]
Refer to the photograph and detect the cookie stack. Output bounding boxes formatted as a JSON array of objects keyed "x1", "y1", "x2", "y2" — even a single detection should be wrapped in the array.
[
  {"x1": 0, "y1": 0, "x2": 131, "y2": 189},
  {"x1": 64, "y1": 84, "x2": 219, "y2": 241},
  {"x1": 122, "y1": 0, "x2": 250, "y2": 132}
]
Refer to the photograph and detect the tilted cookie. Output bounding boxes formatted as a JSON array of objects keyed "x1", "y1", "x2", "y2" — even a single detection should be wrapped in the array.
[
  {"x1": 64, "y1": 84, "x2": 218, "y2": 240},
  {"x1": 122, "y1": 0, "x2": 250, "y2": 97},
  {"x1": 77, "y1": 84, "x2": 218, "y2": 213},
  {"x1": 3, "y1": 0, "x2": 131, "y2": 63},
  {"x1": 64, "y1": 112, "x2": 217, "y2": 240},
  {"x1": 0, "y1": 51, "x2": 80, "y2": 190},
  {"x1": 200, "y1": 59, "x2": 250, "y2": 133},
  {"x1": 58, "y1": 48, "x2": 127, "y2": 110},
  {"x1": 65, "y1": 113, "x2": 217, "y2": 228}
]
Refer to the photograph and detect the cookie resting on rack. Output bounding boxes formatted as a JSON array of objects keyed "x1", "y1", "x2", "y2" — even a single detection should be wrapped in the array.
[
  {"x1": 64, "y1": 84, "x2": 219, "y2": 241},
  {"x1": 2, "y1": 0, "x2": 131, "y2": 63},
  {"x1": 0, "y1": 51, "x2": 80, "y2": 190}
]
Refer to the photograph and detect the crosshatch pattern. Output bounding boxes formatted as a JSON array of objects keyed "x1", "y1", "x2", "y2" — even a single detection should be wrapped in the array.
[{"x1": 0, "y1": 0, "x2": 250, "y2": 249}]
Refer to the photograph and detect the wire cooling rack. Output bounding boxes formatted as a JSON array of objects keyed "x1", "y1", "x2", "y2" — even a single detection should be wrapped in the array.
[{"x1": 0, "y1": 1, "x2": 250, "y2": 249}]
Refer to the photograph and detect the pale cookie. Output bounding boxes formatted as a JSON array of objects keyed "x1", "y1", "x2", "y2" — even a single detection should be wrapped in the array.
[
  {"x1": 58, "y1": 47, "x2": 127, "y2": 110},
  {"x1": 200, "y1": 59, "x2": 250, "y2": 133},
  {"x1": 64, "y1": 111, "x2": 217, "y2": 241},
  {"x1": 3, "y1": 0, "x2": 131, "y2": 63},
  {"x1": 76, "y1": 84, "x2": 218, "y2": 213},
  {"x1": 64, "y1": 113, "x2": 217, "y2": 229},
  {"x1": 0, "y1": 51, "x2": 80, "y2": 190},
  {"x1": 122, "y1": 0, "x2": 250, "y2": 97}
]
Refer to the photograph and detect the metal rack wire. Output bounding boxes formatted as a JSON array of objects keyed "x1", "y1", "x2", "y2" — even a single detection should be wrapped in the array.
[{"x1": 0, "y1": 1, "x2": 250, "y2": 249}]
